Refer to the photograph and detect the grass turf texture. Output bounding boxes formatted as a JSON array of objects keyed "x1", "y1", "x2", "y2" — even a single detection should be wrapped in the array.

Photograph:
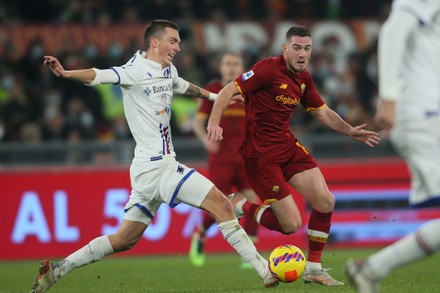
[{"x1": 3, "y1": 249, "x2": 439, "y2": 293}]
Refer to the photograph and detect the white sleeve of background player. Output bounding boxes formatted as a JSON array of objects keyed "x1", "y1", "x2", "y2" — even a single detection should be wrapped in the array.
[
  {"x1": 171, "y1": 65, "x2": 190, "y2": 94},
  {"x1": 378, "y1": 9, "x2": 418, "y2": 101},
  {"x1": 86, "y1": 68, "x2": 119, "y2": 87},
  {"x1": 393, "y1": 0, "x2": 439, "y2": 25}
]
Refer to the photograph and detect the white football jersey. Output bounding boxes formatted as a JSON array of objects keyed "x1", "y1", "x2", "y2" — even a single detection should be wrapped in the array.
[
  {"x1": 390, "y1": 0, "x2": 440, "y2": 121},
  {"x1": 112, "y1": 51, "x2": 189, "y2": 161}
]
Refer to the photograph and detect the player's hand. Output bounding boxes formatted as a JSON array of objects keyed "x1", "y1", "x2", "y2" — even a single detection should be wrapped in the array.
[
  {"x1": 374, "y1": 99, "x2": 396, "y2": 138},
  {"x1": 203, "y1": 137, "x2": 220, "y2": 153},
  {"x1": 349, "y1": 124, "x2": 381, "y2": 147},
  {"x1": 231, "y1": 95, "x2": 244, "y2": 104},
  {"x1": 207, "y1": 124, "x2": 223, "y2": 143},
  {"x1": 43, "y1": 56, "x2": 68, "y2": 78}
]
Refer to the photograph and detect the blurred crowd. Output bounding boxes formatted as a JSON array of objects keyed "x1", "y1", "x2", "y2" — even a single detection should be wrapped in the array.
[{"x1": 0, "y1": 0, "x2": 390, "y2": 145}]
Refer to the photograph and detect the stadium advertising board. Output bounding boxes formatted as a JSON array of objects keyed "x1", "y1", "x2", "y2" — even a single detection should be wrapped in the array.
[{"x1": 2, "y1": 158, "x2": 440, "y2": 260}]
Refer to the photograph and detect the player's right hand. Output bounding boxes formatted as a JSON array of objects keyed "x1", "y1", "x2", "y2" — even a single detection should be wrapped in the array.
[
  {"x1": 207, "y1": 124, "x2": 223, "y2": 143},
  {"x1": 43, "y1": 56, "x2": 68, "y2": 78}
]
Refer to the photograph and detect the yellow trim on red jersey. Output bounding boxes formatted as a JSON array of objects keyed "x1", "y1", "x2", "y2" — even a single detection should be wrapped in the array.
[
  {"x1": 234, "y1": 81, "x2": 244, "y2": 95},
  {"x1": 223, "y1": 108, "x2": 245, "y2": 117},
  {"x1": 305, "y1": 103, "x2": 326, "y2": 112},
  {"x1": 263, "y1": 199, "x2": 278, "y2": 204},
  {"x1": 196, "y1": 112, "x2": 209, "y2": 119}
]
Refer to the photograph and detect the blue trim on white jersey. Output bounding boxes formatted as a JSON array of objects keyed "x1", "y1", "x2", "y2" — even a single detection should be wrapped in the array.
[
  {"x1": 399, "y1": 5, "x2": 427, "y2": 26},
  {"x1": 130, "y1": 53, "x2": 137, "y2": 63},
  {"x1": 134, "y1": 203, "x2": 154, "y2": 219},
  {"x1": 411, "y1": 194, "x2": 440, "y2": 209},
  {"x1": 169, "y1": 169, "x2": 196, "y2": 208},
  {"x1": 159, "y1": 124, "x2": 165, "y2": 155},
  {"x1": 110, "y1": 67, "x2": 121, "y2": 85}
]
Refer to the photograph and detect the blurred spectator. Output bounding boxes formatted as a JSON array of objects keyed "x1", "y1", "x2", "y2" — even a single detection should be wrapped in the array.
[{"x1": 0, "y1": 0, "x2": 391, "y2": 147}]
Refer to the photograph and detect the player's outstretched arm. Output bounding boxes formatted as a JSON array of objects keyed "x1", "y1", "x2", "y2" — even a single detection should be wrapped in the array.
[
  {"x1": 207, "y1": 82, "x2": 240, "y2": 143},
  {"x1": 311, "y1": 105, "x2": 381, "y2": 147},
  {"x1": 43, "y1": 56, "x2": 96, "y2": 84},
  {"x1": 184, "y1": 83, "x2": 217, "y2": 101}
]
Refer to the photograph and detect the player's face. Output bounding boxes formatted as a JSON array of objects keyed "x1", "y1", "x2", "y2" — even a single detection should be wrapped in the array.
[
  {"x1": 283, "y1": 36, "x2": 312, "y2": 73},
  {"x1": 154, "y1": 27, "x2": 181, "y2": 67},
  {"x1": 219, "y1": 54, "x2": 244, "y2": 84}
]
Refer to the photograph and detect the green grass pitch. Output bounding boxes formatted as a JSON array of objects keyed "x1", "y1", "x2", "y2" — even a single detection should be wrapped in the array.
[{"x1": 2, "y1": 248, "x2": 439, "y2": 292}]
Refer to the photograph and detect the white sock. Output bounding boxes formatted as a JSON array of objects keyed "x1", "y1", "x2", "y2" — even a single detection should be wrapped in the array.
[
  {"x1": 306, "y1": 261, "x2": 322, "y2": 271},
  {"x1": 54, "y1": 235, "x2": 114, "y2": 281},
  {"x1": 365, "y1": 219, "x2": 440, "y2": 280},
  {"x1": 218, "y1": 219, "x2": 267, "y2": 279},
  {"x1": 235, "y1": 198, "x2": 246, "y2": 215}
]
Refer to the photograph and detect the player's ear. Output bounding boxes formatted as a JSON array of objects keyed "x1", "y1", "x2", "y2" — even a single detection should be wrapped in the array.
[{"x1": 282, "y1": 43, "x2": 287, "y2": 54}]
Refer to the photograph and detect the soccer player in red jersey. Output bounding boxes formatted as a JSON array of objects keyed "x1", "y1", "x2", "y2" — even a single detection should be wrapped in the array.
[
  {"x1": 207, "y1": 25, "x2": 381, "y2": 286},
  {"x1": 189, "y1": 52, "x2": 259, "y2": 268}
]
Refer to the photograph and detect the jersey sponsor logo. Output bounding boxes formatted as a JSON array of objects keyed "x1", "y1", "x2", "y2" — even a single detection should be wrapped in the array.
[
  {"x1": 275, "y1": 95, "x2": 300, "y2": 105},
  {"x1": 241, "y1": 70, "x2": 254, "y2": 81},
  {"x1": 153, "y1": 83, "x2": 173, "y2": 94},
  {"x1": 272, "y1": 186, "x2": 280, "y2": 193},
  {"x1": 300, "y1": 83, "x2": 306, "y2": 93},
  {"x1": 154, "y1": 106, "x2": 171, "y2": 116},
  {"x1": 279, "y1": 83, "x2": 288, "y2": 89},
  {"x1": 144, "y1": 86, "x2": 152, "y2": 96}
]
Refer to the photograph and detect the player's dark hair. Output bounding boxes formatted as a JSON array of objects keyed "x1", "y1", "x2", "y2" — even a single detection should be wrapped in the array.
[
  {"x1": 285, "y1": 25, "x2": 311, "y2": 40},
  {"x1": 143, "y1": 19, "x2": 179, "y2": 50}
]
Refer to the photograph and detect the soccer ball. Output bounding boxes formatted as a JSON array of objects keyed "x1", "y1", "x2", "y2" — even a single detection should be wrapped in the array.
[{"x1": 268, "y1": 244, "x2": 306, "y2": 283}]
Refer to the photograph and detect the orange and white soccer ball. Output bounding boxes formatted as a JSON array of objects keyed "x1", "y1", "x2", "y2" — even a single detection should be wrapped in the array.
[{"x1": 268, "y1": 244, "x2": 306, "y2": 283}]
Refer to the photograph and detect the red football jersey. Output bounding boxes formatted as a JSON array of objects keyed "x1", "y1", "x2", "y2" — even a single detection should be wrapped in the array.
[
  {"x1": 198, "y1": 81, "x2": 245, "y2": 163},
  {"x1": 234, "y1": 55, "x2": 325, "y2": 159}
]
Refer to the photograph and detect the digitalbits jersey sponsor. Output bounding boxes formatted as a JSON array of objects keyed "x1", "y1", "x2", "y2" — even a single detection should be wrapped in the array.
[
  {"x1": 111, "y1": 51, "x2": 189, "y2": 160},
  {"x1": 391, "y1": 0, "x2": 440, "y2": 121}
]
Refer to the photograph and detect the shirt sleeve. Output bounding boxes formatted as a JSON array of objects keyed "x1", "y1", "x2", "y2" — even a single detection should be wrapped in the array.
[
  {"x1": 300, "y1": 72, "x2": 325, "y2": 111},
  {"x1": 110, "y1": 62, "x2": 141, "y2": 88},
  {"x1": 234, "y1": 59, "x2": 273, "y2": 95},
  {"x1": 171, "y1": 64, "x2": 190, "y2": 94},
  {"x1": 393, "y1": 0, "x2": 439, "y2": 25}
]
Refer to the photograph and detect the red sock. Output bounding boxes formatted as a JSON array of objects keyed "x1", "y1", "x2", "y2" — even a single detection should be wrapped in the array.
[
  {"x1": 242, "y1": 201, "x2": 284, "y2": 233},
  {"x1": 242, "y1": 213, "x2": 258, "y2": 238},
  {"x1": 199, "y1": 212, "x2": 216, "y2": 237},
  {"x1": 307, "y1": 209, "x2": 332, "y2": 263}
]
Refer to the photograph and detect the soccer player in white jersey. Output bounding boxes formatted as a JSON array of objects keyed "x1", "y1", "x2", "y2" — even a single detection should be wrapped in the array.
[
  {"x1": 30, "y1": 20, "x2": 278, "y2": 293},
  {"x1": 345, "y1": 1, "x2": 440, "y2": 292}
]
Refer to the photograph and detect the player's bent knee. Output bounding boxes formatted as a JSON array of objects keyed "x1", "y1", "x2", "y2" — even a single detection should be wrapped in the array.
[
  {"x1": 280, "y1": 219, "x2": 302, "y2": 235},
  {"x1": 202, "y1": 188, "x2": 234, "y2": 222},
  {"x1": 312, "y1": 193, "x2": 335, "y2": 212}
]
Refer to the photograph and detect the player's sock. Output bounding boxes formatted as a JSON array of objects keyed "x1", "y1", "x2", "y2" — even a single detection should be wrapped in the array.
[
  {"x1": 53, "y1": 235, "x2": 114, "y2": 281},
  {"x1": 200, "y1": 212, "x2": 216, "y2": 237},
  {"x1": 242, "y1": 202, "x2": 284, "y2": 232},
  {"x1": 307, "y1": 209, "x2": 332, "y2": 265},
  {"x1": 242, "y1": 213, "x2": 258, "y2": 240},
  {"x1": 218, "y1": 219, "x2": 267, "y2": 279},
  {"x1": 364, "y1": 219, "x2": 440, "y2": 280}
]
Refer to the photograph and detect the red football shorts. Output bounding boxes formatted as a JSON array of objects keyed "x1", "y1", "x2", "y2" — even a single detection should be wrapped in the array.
[
  {"x1": 244, "y1": 140, "x2": 318, "y2": 203},
  {"x1": 209, "y1": 160, "x2": 251, "y2": 194}
]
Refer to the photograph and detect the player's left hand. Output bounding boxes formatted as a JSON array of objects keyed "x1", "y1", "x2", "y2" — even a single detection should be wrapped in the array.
[
  {"x1": 207, "y1": 124, "x2": 223, "y2": 143},
  {"x1": 349, "y1": 124, "x2": 381, "y2": 147}
]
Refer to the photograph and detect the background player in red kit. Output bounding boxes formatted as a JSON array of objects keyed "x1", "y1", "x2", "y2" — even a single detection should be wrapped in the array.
[
  {"x1": 190, "y1": 52, "x2": 259, "y2": 268},
  {"x1": 207, "y1": 25, "x2": 380, "y2": 286}
]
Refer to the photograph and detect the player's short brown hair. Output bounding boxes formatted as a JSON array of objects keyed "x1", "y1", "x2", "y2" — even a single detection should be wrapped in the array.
[
  {"x1": 143, "y1": 19, "x2": 179, "y2": 50},
  {"x1": 285, "y1": 25, "x2": 311, "y2": 40}
]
